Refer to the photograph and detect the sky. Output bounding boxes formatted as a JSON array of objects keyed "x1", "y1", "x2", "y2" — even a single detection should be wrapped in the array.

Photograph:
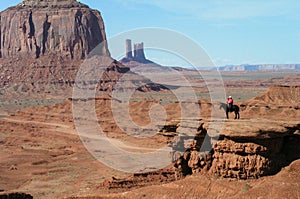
[{"x1": 1, "y1": 0, "x2": 300, "y2": 67}]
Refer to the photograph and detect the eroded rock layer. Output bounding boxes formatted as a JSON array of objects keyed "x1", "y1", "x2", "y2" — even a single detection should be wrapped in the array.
[{"x1": 173, "y1": 120, "x2": 300, "y2": 179}]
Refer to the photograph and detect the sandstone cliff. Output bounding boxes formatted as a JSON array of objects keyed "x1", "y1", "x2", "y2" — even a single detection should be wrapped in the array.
[
  {"x1": 0, "y1": 0, "x2": 115, "y2": 98},
  {"x1": 172, "y1": 86, "x2": 300, "y2": 179},
  {"x1": 103, "y1": 118, "x2": 300, "y2": 188},
  {"x1": 0, "y1": 1, "x2": 169, "y2": 99},
  {"x1": 0, "y1": 0, "x2": 110, "y2": 59}
]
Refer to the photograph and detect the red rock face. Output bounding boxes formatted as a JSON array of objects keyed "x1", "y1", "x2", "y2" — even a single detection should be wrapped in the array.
[
  {"x1": 0, "y1": 0, "x2": 110, "y2": 59},
  {"x1": 0, "y1": 0, "x2": 117, "y2": 97},
  {"x1": 0, "y1": 1, "x2": 168, "y2": 98}
]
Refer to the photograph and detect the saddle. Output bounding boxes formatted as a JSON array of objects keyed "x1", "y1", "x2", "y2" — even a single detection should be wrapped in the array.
[{"x1": 228, "y1": 104, "x2": 233, "y2": 112}]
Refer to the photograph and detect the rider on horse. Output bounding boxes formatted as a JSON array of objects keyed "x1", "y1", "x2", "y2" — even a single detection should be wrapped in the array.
[{"x1": 227, "y1": 96, "x2": 234, "y2": 111}]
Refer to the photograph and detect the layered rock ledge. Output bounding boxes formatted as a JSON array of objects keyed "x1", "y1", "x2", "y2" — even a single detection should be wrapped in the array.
[
  {"x1": 102, "y1": 118, "x2": 300, "y2": 190},
  {"x1": 172, "y1": 119, "x2": 300, "y2": 179}
]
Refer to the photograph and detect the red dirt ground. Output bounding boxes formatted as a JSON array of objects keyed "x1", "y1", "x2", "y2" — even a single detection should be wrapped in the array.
[{"x1": 0, "y1": 75, "x2": 299, "y2": 198}]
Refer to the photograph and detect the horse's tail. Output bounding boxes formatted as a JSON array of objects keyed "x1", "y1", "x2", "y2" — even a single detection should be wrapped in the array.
[{"x1": 239, "y1": 104, "x2": 247, "y2": 111}]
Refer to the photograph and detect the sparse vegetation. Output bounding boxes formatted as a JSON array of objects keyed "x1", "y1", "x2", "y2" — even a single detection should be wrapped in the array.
[{"x1": 242, "y1": 183, "x2": 252, "y2": 192}]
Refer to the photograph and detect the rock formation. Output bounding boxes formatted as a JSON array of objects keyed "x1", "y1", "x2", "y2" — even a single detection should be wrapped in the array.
[
  {"x1": 101, "y1": 116, "x2": 300, "y2": 188},
  {"x1": 0, "y1": 192, "x2": 33, "y2": 199},
  {"x1": 125, "y1": 39, "x2": 133, "y2": 59},
  {"x1": 162, "y1": 86, "x2": 300, "y2": 180},
  {"x1": 0, "y1": 0, "x2": 134, "y2": 98},
  {"x1": 240, "y1": 85, "x2": 300, "y2": 120},
  {"x1": 120, "y1": 39, "x2": 156, "y2": 65},
  {"x1": 171, "y1": 119, "x2": 300, "y2": 180},
  {"x1": 20, "y1": 0, "x2": 88, "y2": 8},
  {"x1": 0, "y1": 0, "x2": 110, "y2": 59},
  {"x1": 133, "y1": 42, "x2": 146, "y2": 62},
  {"x1": 0, "y1": 1, "x2": 168, "y2": 98}
]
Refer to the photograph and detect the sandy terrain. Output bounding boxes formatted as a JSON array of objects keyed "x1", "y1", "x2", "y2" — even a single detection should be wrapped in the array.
[{"x1": 0, "y1": 72, "x2": 299, "y2": 198}]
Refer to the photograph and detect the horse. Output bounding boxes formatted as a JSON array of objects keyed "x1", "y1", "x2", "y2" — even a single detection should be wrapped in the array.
[{"x1": 219, "y1": 103, "x2": 240, "y2": 119}]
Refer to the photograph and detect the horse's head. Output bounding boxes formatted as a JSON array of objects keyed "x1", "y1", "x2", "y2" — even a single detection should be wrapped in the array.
[{"x1": 219, "y1": 102, "x2": 227, "y2": 110}]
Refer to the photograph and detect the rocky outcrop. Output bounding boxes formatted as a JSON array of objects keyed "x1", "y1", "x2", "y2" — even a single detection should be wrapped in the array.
[
  {"x1": 101, "y1": 118, "x2": 300, "y2": 191},
  {"x1": 0, "y1": 1, "x2": 169, "y2": 98},
  {"x1": 0, "y1": 192, "x2": 33, "y2": 199},
  {"x1": 244, "y1": 85, "x2": 300, "y2": 106},
  {"x1": 0, "y1": 0, "x2": 110, "y2": 59},
  {"x1": 120, "y1": 39, "x2": 156, "y2": 65},
  {"x1": 172, "y1": 119, "x2": 300, "y2": 179},
  {"x1": 125, "y1": 39, "x2": 133, "y2": 59},
  {"x1": 20, "y1": 0, "x2": 88, "y2": 8},
  {"x1": 133, "y1": 42, "x2": 146, "y2": 62},
  {"x1": 0, "y1": 0, "x2": 128, "y2": 98},
  {"x1": 241, "y1": 85, "x2": 300, "y2": 119},
  {"x1": 211, "y1": 140, "x2": 272, "y2": 179},
  {"x1": 102, "y1": 169, "x2": 175, "y2": 189}
]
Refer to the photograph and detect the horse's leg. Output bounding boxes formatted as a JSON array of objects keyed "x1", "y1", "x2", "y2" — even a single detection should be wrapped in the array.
[
  {"x1": 226, "y1": 110, "x2": 229, "y2": 119},
  {"x1": 234, "y1": 109, "x2": 238, "y2": 119},
  {"x1": 234, "y1": 110, "x2": 239, "y2": 119}
]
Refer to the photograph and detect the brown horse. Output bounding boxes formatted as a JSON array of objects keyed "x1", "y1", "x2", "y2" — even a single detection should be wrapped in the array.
[{"x1": 219, "y1": 103, "x2": 240, "y2": 119}]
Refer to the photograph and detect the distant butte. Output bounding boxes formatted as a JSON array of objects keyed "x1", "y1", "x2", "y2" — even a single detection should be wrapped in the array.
[
  {"x1": 120, "y1": 39, "x2": 158, "y2": 66},
  {"x1": 18, "y1": 0, "x2": 89, "y2": 8}
]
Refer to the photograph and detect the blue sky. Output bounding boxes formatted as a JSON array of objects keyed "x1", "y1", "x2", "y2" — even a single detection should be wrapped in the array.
[{"x1": 1, "y1": 0, "x2": 299, "y2": 66}]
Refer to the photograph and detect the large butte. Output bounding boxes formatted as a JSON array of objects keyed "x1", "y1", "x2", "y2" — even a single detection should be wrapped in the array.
[{"x1": 18, "y1": 0, "x2": 88, "y2": 8}]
